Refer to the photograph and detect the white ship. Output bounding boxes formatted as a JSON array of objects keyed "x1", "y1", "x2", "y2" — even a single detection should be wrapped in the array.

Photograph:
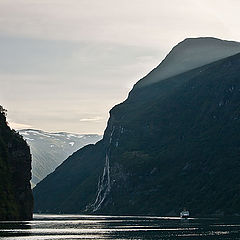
[{"x1": 180, "y1": 209, "x2": 190, "y2": 218}]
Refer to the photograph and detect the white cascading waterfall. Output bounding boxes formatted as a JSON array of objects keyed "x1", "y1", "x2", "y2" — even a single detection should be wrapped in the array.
[
  {"x1": 91, "y1": 127, "x2": 115, "y2": 212},
  {"x1": 92, "y1": 153, "x2": 111, "y2": 211}
]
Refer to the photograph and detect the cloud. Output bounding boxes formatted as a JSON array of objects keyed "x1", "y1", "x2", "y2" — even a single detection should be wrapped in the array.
[
  {"x1": 8, "y1": 121, "x2": 32, "y2": 130},
  {"x1": 0, "y1": 0, "x2": 238, "y2": 47},
  {"x1": 79, "y1": 117, "x2": 103, "y2": 122},
  {"x1": 1, "y1": 0, "x2": 240, "y2": 134}
]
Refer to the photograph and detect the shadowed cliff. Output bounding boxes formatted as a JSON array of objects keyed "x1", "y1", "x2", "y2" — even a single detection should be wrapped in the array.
[
  {"x1": 0, "y1": 107, "x2": 33, "y2": 220},
  {"x1": 34, "y1": 38, "x2": 240, "y2": 216}
]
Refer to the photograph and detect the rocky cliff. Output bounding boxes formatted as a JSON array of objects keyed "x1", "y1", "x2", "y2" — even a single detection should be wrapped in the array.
[
  {"x1": 33, "y1": 38, "x2": 240, "y2": 216},
  {"x1": 0, "y1": 107, "x2": 33, "y2": 220}
]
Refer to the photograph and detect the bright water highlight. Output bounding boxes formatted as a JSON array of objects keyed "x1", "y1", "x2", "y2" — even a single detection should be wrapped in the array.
[{"x1": 0, "y1": 214, "x2": 239, "y2": 239}]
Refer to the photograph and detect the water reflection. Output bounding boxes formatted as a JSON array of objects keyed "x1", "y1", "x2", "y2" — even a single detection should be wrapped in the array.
[
  {"x1": 0, "y1": 214, "x2": 239, "y2": 239},
  {"x1": 0, "y1": 221, "x2": 32, "y2": 238}
]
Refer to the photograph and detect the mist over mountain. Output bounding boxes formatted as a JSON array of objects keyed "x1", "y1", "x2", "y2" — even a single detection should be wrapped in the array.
[
  {"x1": 34, "y1": 38, "x2": 240, "y2": 216},
  {"x1": 19, "y1": 129, "x2": 102, "y2": 186}
]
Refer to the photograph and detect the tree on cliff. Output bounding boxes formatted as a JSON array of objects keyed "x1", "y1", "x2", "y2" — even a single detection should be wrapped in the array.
[{"x1": 0, "y1": 105, "x2": 7, "y2": 116}]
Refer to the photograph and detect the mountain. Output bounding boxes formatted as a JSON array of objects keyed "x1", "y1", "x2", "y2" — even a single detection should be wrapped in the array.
[
  {"x1": 137, "y1": 37, "x2": 240, "y2": 87},
  {"x1": 0, "y1": 107, "x2": 33, "y2": 220},
  {"x1": 33, "y1": 37, "x2": 240, "y2": 216},
  {"x1": 18, "y1": 129, "x2": 102, "y2": 186}
]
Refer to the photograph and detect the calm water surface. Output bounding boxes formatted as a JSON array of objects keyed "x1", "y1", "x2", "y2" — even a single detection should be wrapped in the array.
[{"x1": 0, "y1": 214, "x2": 240, "y2": 239}]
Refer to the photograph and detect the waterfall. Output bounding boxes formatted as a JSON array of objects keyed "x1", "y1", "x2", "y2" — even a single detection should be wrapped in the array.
[
  {"x1": 91, "y1": 127, "x2": 115, "y2": 212},
  {"x1": 92, "y1": 153, "x2": 111, "y2": 212}
]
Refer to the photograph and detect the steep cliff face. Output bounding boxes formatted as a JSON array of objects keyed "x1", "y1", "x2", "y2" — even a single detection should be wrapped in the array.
[
  {"x1": 95, "y1": 53, "x2": 240, "y2": 215},
  {"x1": 0, "y1": 107, "x2": 33, "y2": 220},
  {"x1": 85, "y1": 54, "x2": 240, "y2": 216},
  {"x1": 34, "y1": 38, "x2": 240, "y2": 216}
]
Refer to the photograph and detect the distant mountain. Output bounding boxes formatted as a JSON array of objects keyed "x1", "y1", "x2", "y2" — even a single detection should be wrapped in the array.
[
  {"x1": 34, "y1": 38, "x2": 240, "y2": 216},
  {"x1": 19, "y1": 129, "x2": 102, "y2": 186},
  {"x1": 0, "y1": 107, "x2": 33, "y2": 220}
]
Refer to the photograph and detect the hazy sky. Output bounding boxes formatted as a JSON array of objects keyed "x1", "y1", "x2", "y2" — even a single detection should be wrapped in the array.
[{"x1": 1, "y1": 0, "x2": 240, "y2": 134}]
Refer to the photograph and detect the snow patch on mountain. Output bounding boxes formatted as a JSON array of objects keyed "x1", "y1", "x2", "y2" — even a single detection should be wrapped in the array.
[{"x1": 19, "y1": 129, "x2": 102, "y2": 187}]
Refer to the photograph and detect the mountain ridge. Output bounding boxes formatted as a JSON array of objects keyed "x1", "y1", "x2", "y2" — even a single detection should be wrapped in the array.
[
  {"x1": 136, "y1": 37, "x2": 240, "y2": 87},
  {"x1": 34, "y1": 38, "x2": 240, "y2": 216},
  {"x1": 19, "y1": 129, "x2": 102, "y2": 186}
]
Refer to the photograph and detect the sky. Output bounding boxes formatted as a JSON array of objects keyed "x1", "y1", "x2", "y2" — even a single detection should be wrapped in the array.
[{"x1": 1, "y1": 0, "x2": 240, "y2": 134}]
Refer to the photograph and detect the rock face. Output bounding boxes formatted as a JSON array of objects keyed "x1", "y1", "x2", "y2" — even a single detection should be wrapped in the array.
[
  {"x1": 0, "y1": 108, "x2": 33, "y2": 220},
  {"x1": 33, "y1": 38, "x2": 240, "y2": 216},
  {"x1": 18, "y1": 129, "x2": 102, "y2": 186}
]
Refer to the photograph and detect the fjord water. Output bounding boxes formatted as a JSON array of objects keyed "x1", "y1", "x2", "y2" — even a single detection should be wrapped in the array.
[{"x1": 0, "y1": 214, "x2": 240, "y2": 240}]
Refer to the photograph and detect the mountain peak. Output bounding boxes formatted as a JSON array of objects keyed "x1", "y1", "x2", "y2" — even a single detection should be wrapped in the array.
[
  {"x1": 182, "y1": 36, "x2": 239, "y2": 42},
  {"x1": 136, "y1": 37, "x2": 240, "y2": 87},
  {"x1": 182, "y1": 36, "x2": 227, "y2": 42},
  {"x1": 177, "y1": 37, "x2": 240, "y2": 49}
]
